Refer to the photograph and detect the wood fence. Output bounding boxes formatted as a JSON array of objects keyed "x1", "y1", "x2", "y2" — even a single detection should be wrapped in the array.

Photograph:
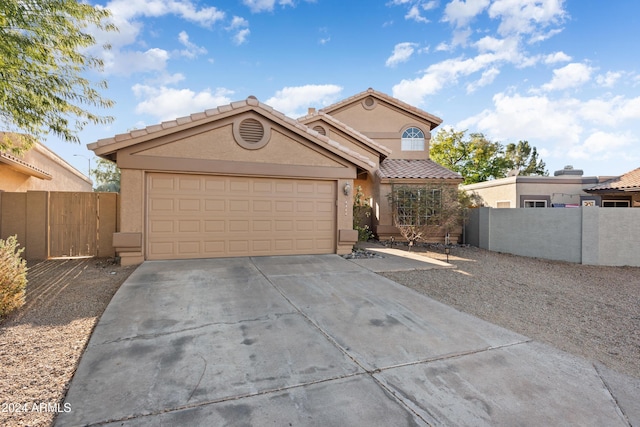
[{"x1": 0, "y1": 191, "x2": 118, "y2": 260}]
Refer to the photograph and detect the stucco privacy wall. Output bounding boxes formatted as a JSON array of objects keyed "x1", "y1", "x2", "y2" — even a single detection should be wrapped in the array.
[{"x1": 466, "y1": 207, "x2": 640, "y2": 266}]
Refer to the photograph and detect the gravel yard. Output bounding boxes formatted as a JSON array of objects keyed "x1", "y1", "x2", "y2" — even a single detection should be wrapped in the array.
[
  {"x1": 382, "y1": 244, "x2": 640, "y2": 380},
  {"x1": 1, "y1": 248, "x2": 638, "y2": 426},
  {"x1": 0, "y1": 258, "x2": 136, "y2": 427}
]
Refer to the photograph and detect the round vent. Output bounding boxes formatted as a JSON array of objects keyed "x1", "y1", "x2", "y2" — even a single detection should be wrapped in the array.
[
  {"x1": 239, "y1": 118, "x2": 264, "y2": 143},
  {"x1": 233, "y1": 116, "x2": 270, "y2": 149},
  {"x1": 362, "y1": 97, "x2": 377, "y2": 110},
  {"x1": 312, "y1": 125, "x2": 326, "y2": 136}
]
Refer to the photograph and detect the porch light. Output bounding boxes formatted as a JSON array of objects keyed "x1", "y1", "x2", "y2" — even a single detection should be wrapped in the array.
[{"x1": 343, "y1": 183, "x2": 352, "y2": 196}]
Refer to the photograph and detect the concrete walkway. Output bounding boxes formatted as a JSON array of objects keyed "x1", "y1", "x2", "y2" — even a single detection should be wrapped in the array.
[{"x1": 57, "y1": 255, "x2": 633, "y2": 426}]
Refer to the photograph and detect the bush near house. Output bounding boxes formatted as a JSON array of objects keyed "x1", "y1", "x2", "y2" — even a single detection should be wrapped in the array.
[{"x1": 0, "y1": 235, "x2": 28, "y2": 319}]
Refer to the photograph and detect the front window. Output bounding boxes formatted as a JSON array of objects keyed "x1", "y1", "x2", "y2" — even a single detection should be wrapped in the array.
[
  {"x1": 524, "y1": 200, "x2": 547, "y2": 208},
  {"x1": 393, "y1": 186, "x2": 441, "y2": 226},
  {"x1": 602, "y1": 200, "x2": 630, "y2": 208},
  {"x1": 401, "y1": 127, "x2": 425, "y2": 151}
]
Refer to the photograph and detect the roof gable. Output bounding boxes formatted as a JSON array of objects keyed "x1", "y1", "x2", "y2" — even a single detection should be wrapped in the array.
[
  {"x1": 88, "y1": 97, "x2": 376, "y2": 173},
  {"x1": 319, "y1": 88, "x2": 442, "y2": 130},
  {"x1": 298, "y1": 111, "x2": 392, "y2": 159}
]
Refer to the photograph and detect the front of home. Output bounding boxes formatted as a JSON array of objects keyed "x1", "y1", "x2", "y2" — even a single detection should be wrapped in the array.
[{"x1": 89, "y1": 89, "x2": 461, "y2": 265}]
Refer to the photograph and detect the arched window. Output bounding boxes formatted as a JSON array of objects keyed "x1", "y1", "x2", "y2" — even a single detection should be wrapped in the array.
[{"x1": 401, "y1": 127, "x2": 425, "y2": 151}]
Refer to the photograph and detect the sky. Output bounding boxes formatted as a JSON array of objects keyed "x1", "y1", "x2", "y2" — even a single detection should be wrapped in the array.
[{"x1": 45, "y1": 0, "x2": 640, "y2": 179}]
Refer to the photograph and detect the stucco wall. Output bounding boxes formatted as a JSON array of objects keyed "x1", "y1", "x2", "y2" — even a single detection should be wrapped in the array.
[
  {"x1": 467, "y1": 207, "x2": 640, "y2": 266},
  {"x1": 0, "y1": 143, "x2": 92, "y2": 192}
]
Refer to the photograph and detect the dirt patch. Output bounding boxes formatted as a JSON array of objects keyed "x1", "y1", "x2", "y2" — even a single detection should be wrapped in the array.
[
  {"x1": 381, "y1": 244, "x2": 640, "y2": 379},
  {"x1": 0, "y1": 258, "x2": 136, "y2": 427}
]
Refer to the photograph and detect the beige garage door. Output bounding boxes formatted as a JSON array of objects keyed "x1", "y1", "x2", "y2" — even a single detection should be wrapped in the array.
[{"x1": 146, "y1": 173, "x2": 336, "y2": 260}]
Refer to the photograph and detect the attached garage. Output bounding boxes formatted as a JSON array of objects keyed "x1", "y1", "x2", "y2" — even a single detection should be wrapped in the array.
[
  {"x1": 146, "y1": 173, "x2": 336, "y2": 259},
  {"x1": 89, "y1": 96, "x2": 375, "y2": 265}
]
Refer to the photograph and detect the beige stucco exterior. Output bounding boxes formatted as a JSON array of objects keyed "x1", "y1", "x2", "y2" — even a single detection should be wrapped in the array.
[
  {"x1": 0, "y1": 140, "x2": 92, "y2": 192},
  {"x1": 89, "y1": 90, "x2": 461, "y2": 264},
  {"x1": 461, "y1": 174, "x2": 619, "y2": 208}
]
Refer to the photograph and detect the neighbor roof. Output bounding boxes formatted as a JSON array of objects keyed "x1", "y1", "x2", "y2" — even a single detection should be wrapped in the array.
[
  {"x1": 586, "y1": 167, "x2": 640, "y2": 192},
  {"x1": 88, "y1": 96, "x2": 377, "y2": 172},
  {"x1": 319, "y1": 88, "x2": 443, "y2": 130},
  {"x1": 377, "y1": 159, "x2": 462, "y2": 180}
]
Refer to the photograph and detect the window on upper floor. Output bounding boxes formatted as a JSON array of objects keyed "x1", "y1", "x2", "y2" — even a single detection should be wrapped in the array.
[
  {"x1": 401, "y1": 127, "x2": 425, "y2": 151},
  {"x1": 602, "y1": 200, "x2": 630, "y2": 208},
  {"x1": 524, "y1": 200, "x2": 547, "y2": 208}
]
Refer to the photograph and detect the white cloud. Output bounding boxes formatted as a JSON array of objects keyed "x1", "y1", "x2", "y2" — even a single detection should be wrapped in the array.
[
  {"x1": 133, "y1": 85, "x2": 235, "y2": 121},
  {"x1": 386, "y1": 42, "x2": 419, "y2": 67},
  {"x1": 242, "y1": 0, "x2": 296, "y2": 13},
  {"x1": 103, "y1": 48, "x2": 170, "y2": 75},
  {"x1": 177, "y1": 31, "x2": 207, "y2": 58},
  {"x1": 580, "y1": 131, "x2": 635, "y2": 155},
  {"x1": 233, "y1": 29, "x2": 251, "y2": 45},
  {"x1": 488, "y1": 0, "x2": 567, "y2": 37},
  {"x1": 265, "y1": 84, "x2": 343, "y2": 117},
  {"x1": 458, "y1": 91, "x2": 640, "y2": 165},
  {"x1": 227, "y1": 16, "x2": 250, "y2": 45},
  {"x1": 541, "y1": 62, "x2": 593, "y2": 92},
  {"x1": 544, "y1": 51, "x2": 571, "y2": 64},
  {"x1": 406, "y1": 5, "x2": 429, "y2": 23},
  {"x1": 596, "y1": 71, "x2": 622, "y2": 88},
  {"x1": 228, "y1": 16, "x2": 249, "y2": 29},
  {"x1": 443, "y1": 0, "x2": 490, "y2": 28},
  {"x1": 466, "y1": 67, "x2": 500, "y2": 93},
  {"x1": 106, "y1": 0, "x2": 225, "y2": 26}
]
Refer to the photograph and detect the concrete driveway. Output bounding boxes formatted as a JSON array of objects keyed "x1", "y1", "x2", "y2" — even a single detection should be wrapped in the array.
[{"x1": 57, "y1": 255, "x2": 629, "y2": 426}]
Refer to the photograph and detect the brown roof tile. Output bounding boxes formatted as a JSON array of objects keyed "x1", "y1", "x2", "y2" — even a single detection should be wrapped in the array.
[
  {"x1": 587, "y1": 167, "x2": 640, "y2": 191},
  {"x1": 377, "y1": 159, "x2": 462, "y2": 180}
]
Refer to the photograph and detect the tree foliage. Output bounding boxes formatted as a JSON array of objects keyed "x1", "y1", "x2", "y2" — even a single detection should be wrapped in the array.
[
  {"x1": 430, "y1": 129, "x2": 511, "y2": 184},
  {"x1": 91, "y1": 158, "x2": 120, "y2": 192},
  {"x1": 430, "y1": 129, "x2": 548, "y2": 184},
  {"x1": 0, "y1": 0, "x2": 117, "y2": 154},
  {"x1": 505, "y1": 140, "x2": 548, "y2": 176}
]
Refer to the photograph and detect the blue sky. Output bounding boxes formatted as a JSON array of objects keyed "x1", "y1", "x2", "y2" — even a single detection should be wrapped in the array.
[{"x1": 50, "y1": 0, "x2": 640, "y2": 178}]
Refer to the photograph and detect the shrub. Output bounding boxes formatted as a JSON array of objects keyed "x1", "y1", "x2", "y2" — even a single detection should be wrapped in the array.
[{"x1": 0, "y1": 235, "x2": 28, "y2": 318}]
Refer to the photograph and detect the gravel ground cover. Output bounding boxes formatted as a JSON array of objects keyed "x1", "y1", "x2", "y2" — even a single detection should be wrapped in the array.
[
  {"x1": 0, "y1": 258, "x2": 136, "y2": 427},
  {"x1": 381, "y1": 244, "x2": 640, "y2": 379}
]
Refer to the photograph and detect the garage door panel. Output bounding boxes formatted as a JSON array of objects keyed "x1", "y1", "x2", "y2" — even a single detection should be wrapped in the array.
[{"x1": 147, "y1": 174, "x2": 336, "y2": 260}]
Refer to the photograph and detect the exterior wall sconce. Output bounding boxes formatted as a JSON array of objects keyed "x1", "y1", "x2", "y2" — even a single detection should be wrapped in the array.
[{"x1": 343, "y1": 183, "x2": 352, "y2": 196}]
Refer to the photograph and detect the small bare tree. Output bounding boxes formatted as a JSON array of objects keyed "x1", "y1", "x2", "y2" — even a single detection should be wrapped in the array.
[{"x1": 387, "y1": 184, "x2": 463, "y2": 249}]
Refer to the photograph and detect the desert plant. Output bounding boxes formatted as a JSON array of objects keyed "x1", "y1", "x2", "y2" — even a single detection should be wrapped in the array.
[
  {"x1": 387, "y1": 184, "x2": 463, "y2": 249},
  {"x1": 353, "y1": 185, "x2": 374, "y2": 241},
  {"x1": 0, "y1": 235, "x2": 28, "y2": 319}
]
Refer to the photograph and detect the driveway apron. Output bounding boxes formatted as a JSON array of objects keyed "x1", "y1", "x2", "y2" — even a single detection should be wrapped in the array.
[{"x1": 57, "y1": 255, "x2": 628, "y2": 426}]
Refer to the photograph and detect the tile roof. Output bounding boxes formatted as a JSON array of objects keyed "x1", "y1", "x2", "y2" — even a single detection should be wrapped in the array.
[
  {"x1": 377, "y1": 159, "x2": 462, "y2": 180},
  {"x1": 0, "y1": 151, "x2": 52, "y2": 180},
  {"x1": 88, "y1": 96, "x2": 377, "y2": 171},
  {"x1": 586, "y1": 167, "x2": 640, "y2": 191},
  {"x1": 319, "y1": 88, "x2": 443, "y2": 128}
]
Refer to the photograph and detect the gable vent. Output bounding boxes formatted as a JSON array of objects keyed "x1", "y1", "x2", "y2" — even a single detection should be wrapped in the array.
[
  {"x1": 313, "y1": 125, "x2": 326, "y2": 136},
  {"x1": 362, "y1": 96, "x2": 377, "y2": 110},
  {"x1": 239, "y1": 118, "x2": 264, "y2": 143}
]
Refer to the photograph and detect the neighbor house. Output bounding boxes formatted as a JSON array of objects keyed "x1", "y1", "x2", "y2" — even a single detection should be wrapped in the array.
[
  {"x1": 461, "y1": 166, "x2": 617, "y2": 208},
  {"x1": 584, "y1": 167, "x2": 640, "y2": 207},
  {"x1": 89, "y1": 89, "x2": 461, "y2": 265},
  {"x1": 0, "y1": 134, "x2": 92, "y2": 192}
]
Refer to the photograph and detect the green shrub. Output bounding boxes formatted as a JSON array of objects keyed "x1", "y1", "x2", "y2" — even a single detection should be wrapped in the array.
[{"x1": 0, "y1": 235, "x2": 27, "y2": 319}]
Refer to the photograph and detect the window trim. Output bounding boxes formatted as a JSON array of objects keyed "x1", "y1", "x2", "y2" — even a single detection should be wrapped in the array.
[
  {"x1": 393, "y1": 186, "x2": 442, "y2": 226},
  {"x1": 523, "y1": 199, "x2": 547, "y2": 208},
  {"x1": 401, "y1": 126, "x2": 425, "y2": 151},
  {"x1": 602, "y1": 199, "x2": 631, "y2": 208}
]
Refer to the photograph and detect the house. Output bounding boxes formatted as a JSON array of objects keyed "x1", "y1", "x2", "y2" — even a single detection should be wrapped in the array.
[
  {"x1": 461, "y1": 166, "x2": 617, "y2": 208},
  {"x1": 88, "y1": 89, "x2": 461, "y2": 265},
  {"x1": 584, "y1": 167, "x2": 640, "y2": 207},
  {"x1": 0, "y1": 134, "x2": 92, "y2": 192}
]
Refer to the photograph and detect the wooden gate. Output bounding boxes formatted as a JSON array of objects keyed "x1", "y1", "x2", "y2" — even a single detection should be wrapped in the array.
[{"x1": 49, "y1": 192, "x2": 98, "y2": 257}]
